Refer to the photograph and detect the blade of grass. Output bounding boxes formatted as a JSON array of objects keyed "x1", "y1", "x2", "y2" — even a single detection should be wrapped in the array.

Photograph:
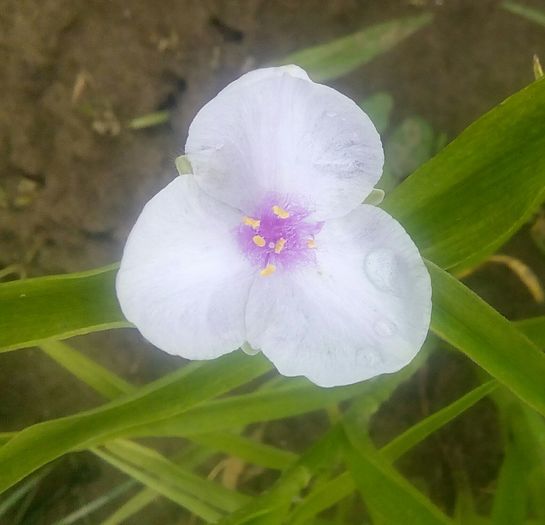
[
  {"x1": 277, "y1": 14, "x2": 432, "y2": 81},
  {"x1": 0, "y1": 352, "x2": 270, "y2": 494},
  {"x1": 289, "y1": 380, "x2": 495, "y2": 524},
  {"x1": 39, "y1": 340, "x2": 295, "y2": 472},
  {"x1": 92, "y1": 448, "x2": 222, "y2": 522},
  {"x1": 125, "y1": 380, "x2": 383, "y2": 439},
  {"x1": 99, "y1": 444, "x2": 221, "y2": 525},
  {"x1": 251, "y1": 356, "x2": 428, "y2": 525},
  {"x1": 344, "y1": 420, "x2": 453, "y2": 525},
  {"x1": 383, "y1": 77, "x2": 545, "y2": 271},
  {"x1": 217, "y1": 426, "x2": 343, "y2": 525},
  {"x1": 0, "y1": 433, "x2": 15, "y2": 446},
  {"x1": 126, "y1": 344, "x2": 430, "y2": 441},
  {"x1": 513, "y1": 316, "x2": 545, "y2": 348},
  {"x1": 502, "y1": 1, "x2": 545, "y2": 27},
  {"x1": 40, "y1": 340, "x2": 134, "y2": 399},
  {"x1": 0, "y1": 467, "x2": 51, "y2": 518},
  {"x1": 491, "y1": 408, "x2": 530, "y2": 525},
  {"x1": 100, "y1": 488, "x2": 157, "y2": 525},
  {"x1": 290, "y1": 472, "x2": 353, "y2": 525},
  {"x1": 190, "y1": 432, "x2": 296, "y2": 471},
  {"x1": 359, "y1": 92, "x2": 394, "y2": 134},
  {"x1": 11, "y1": 342, "x2": 305, "y2": 522},
  {"x1": 491, "y1": 440, "x2": 527, "y2": 525},
  {"x1": 0, "y1": 265, "x2": 128, "y2": 353},
  {"x1": 103, "y1": 440, "x2": 249, "y2": 512},
  {"x1": 381, "y1": 380, "x2": 498, "y2": 461},
  {"x1": 52, "y1": 480, "x2": 136, "y2": 525},
  {"x1": 428, "y1": 261, "x2": 545, "y2": 417}
]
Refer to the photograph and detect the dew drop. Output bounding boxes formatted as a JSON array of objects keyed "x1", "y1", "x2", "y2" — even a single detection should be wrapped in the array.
[
  {"x1": 374, "y1": 319, "x2": 397, "y2": 338},
  {"x1": 325, "y1": 111, "x2": 337, "y2": 118},
  {"x1": 365, "y1": 249, "x2": 398, "y2": 292}
]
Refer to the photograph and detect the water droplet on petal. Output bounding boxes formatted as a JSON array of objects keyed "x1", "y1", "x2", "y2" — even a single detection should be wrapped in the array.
[
  {"x1": 365, "y1": 249, "x2": 398, "y2": 292},
  {"x1": 374, "y1": 319, "x2": 397, "y2": 338},
  {"x1": 325, "y1": 111, "x2": 337, "y2": 118}
]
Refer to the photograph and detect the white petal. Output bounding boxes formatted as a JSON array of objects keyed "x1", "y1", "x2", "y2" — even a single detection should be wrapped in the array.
[
  {"x1": 186, "y1": 66, "x2": 383, "y2": 220},
  {"x1": 222, "y1": 65, "x2": 310, "y2": 92},
  {"x1": 245, "y1": 205, "x2": 431, "y2": 387},
  {"x1": 116, "y1": 176, "x2": 255, "y2": 359}
]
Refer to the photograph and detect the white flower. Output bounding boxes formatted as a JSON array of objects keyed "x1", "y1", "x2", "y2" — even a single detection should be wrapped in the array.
[{"x1": 116, "y1": 65, "x2": 431, "y2": 387}]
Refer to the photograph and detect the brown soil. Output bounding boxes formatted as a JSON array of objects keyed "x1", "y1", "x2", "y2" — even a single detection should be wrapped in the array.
[{"x1": 1, "y1": 0, "x2": 545, "y2": 523}]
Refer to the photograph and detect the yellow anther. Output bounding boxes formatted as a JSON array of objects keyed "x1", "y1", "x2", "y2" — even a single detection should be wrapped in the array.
[
  {"x1": 307, "y1": 239, "x2": 316, "y2": 249},
  {"x1": 243, "y1": 216, "x2": 260, "y2": 229},
  {"x1": 272, "y1": 205, "x2": 290, "y2": 219},
  {"x1": 274, "y1": 238, "x2": 286, "y2": 254},
  {"x1": 252, "y1": 235, "x2": 266, "y2": 247},
  {"x1": 260, "y1": 263, "x2": 276, "y2": 277}
]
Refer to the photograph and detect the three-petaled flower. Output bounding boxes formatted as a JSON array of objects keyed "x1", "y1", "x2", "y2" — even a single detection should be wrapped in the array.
[{"x1": 116, "y1": 65, "x2": 431, "y2": 387}]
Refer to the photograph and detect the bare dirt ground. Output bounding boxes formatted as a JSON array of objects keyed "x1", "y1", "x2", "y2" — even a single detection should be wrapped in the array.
[{"x1": 1, "y1": 0, "x2": 545, "y2": 522}]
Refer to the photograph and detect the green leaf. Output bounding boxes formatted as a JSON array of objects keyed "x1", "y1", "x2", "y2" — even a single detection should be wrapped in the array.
[
  {"x1": 276, "y1": 14, "x2": 432, "y2": 82},
  {"x1": 191, "y1": 432, "x2": 297, "y2": 471},
  {"x1": 99, "y1": 444, "x2": 219, "y2": 525},
  {"x1": 383, "y1": 77, "x2": 545, "y2": 271},
  {"x1": 100, "y1": 488, "x2": 157, "y2": 525},
  {"x1": 514, "y1": 316, "x2": 545, "y2": 348},
  {"x1": 290, "y1": 472, "x2": 353, "y2": 525},
  {"x1": 43, "y1": 341, "x2": 298, "y2": 473},
  {"x1": 129, "y1": 344, "x2": 429, "y2": 443},
  {"x1": 125, "y1": 380, "x2": 376, "y2": 439},
  {"x1": 0, "y1": 433, "x2": 14, "y2": 446},
  {"x1": 344, "y1": 424, "x2": 453, "y2": 525},
  {"x1": 0, "y1": 265, "x2": 127, "y2": 353},
  {"x1": 217, "y1": 427, "x2": 342, "y2": 525},
  {"x1": 428, "y1": 261, "x2": 545, "y2": 416},
  {"x1": 101, "y1": 440, "x2": 249, "y2": 512},
  {"x1": 53, "y1": 480, "x2": 136, "y2": 525},
  {"x1": 40, "y1": 340, "x2": 134, "y2": 399},
  {"x1": 502, "y1": 1, "x2": 545, "y2": 27},
  {"x1": 491, "y1": 410, "x2": 530, "y2": 525},
  {"x1": 492, "y1": 463, "x2": 526, "y2": 525},
  {"x1": 93, "y1": 448, "x2": 222, "y2": 522},
  {"x1": 40, "y1": 340, "x2": 294, "y2": 471},
  {"x1": 488, "y1": 389, "x2": 545, "y2": 525},
  {"x1": 381, "y1": 116, "x2": 435, "y2": 193},
  {"x1": 289, "y1": 380, "x2": 495, "y2": 523},
  {"x1": 0, "y1": 467, "x2": 52, "y2": 519},
  {"x1": 381, "y1": 380, "x2": 498, "y2": 462},
  {"x1": 0, "y1": 352, "x2": 270, "y2": 494},
  {"x1": 359, "y1": 92, "x2": 394, "y2": 134}
]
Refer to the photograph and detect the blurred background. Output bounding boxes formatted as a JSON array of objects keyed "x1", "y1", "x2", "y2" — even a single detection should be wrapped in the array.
[{"x1": 1, "y1": 0, "x2": 545, "y2": 523}]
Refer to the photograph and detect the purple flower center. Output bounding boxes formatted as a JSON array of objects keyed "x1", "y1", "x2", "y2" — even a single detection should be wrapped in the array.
[{"x1": 237, "y1": 194, "x2": 323, "y2": 276}]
